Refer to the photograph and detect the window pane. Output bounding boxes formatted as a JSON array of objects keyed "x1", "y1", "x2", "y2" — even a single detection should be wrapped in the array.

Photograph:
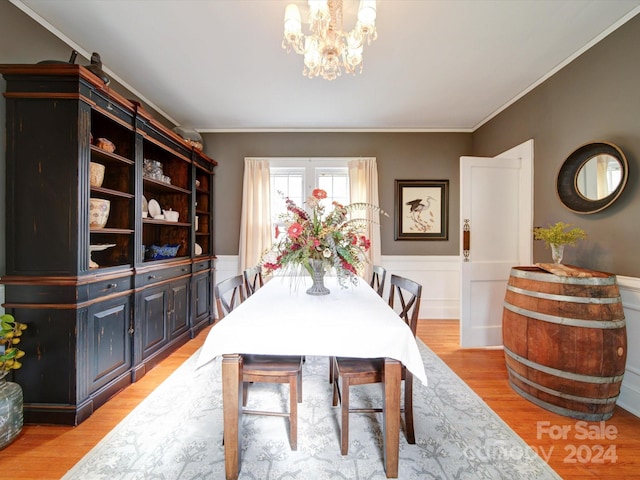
[
  {"x1": 269, "y1": 163, "x2": 349, "y2": 239},
  {"x1": 270, "y1": 168, "x2": 304, "y2": 240},
  {"x1": 316, "y1": 168, "x2": 349, "y2": 209}
]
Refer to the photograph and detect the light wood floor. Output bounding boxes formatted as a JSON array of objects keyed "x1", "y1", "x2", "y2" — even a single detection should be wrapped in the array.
[{"x1": 1, "y1": 320, "x2": 639, "y2": 479}]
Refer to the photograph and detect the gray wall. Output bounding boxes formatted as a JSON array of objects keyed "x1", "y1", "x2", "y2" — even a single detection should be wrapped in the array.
[
  {"x1": 1, "y1": 1, "x2": 639, "y2": 279},
  {"x1": 204, "y1": 132, "x2": 470, "y2": 255},
  {"x1": 473, "y1": 13, "x2": 640, "y2": 277}
]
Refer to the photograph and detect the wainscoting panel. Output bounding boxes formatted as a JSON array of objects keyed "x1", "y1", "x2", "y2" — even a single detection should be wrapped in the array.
[
  {"x1": 617, "y1": 275, "x2": 640, "y2": 417},
  {"x1": 213, "y1": 255, "x2": 462, "y2": 320},
  {"x1": 380, "y1": 255, "x2": 460, "y2": 319}
]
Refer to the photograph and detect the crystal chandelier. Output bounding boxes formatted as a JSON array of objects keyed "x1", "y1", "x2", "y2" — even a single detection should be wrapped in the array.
[{"x1": 282, "y1": 0, "x2": 377, "y2": 80}]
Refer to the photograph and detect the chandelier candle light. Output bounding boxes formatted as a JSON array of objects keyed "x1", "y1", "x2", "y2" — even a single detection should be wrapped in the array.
[{"x1": 282, "y1": 0, "x2": 377, "y2": 80}]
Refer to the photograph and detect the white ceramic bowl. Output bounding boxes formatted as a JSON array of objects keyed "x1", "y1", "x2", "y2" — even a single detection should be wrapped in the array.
[
  {"x1": 163, "y1": 210, "x2": 179, "y2": 222},
  {"x1": 89, "y1": 162, "x2": 105, "y2": 187},
  {"x1": 89, "y1": 198, "x2": 110, "y2": 228}
]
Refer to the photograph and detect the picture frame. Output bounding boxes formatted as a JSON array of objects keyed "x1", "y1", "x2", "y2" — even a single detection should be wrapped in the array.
[{"x1": 394, "y1": 179, "x2": 449, "y2": 240}]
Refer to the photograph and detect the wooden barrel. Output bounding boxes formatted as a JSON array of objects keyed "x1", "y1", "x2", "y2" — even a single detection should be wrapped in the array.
[{"x1": 502, "y1": 266, "x2": 626, "y2": 420}]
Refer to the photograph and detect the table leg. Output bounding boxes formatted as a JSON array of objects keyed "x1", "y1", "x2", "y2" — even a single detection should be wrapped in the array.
[
  {"x1": 383, "y1": 358, "x2": 401, "y2": 478},
  {"x1": 222, "y1": 354, "x2": 243, "y2": 480}
]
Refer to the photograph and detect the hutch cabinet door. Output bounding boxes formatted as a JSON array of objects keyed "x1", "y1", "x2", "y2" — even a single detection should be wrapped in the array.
[
  {"x1": 193, "y1": 270, "x2": 212, "y2": 326},
  {"x1": 85, "y1": 295, "x2": 133, "y2": 394},
  {"x1": 139, "y1": 285, "x2": 169, "y2": 360},
  {"x1": 169, "y1": 277, "x2": 190, "y2": 340}
]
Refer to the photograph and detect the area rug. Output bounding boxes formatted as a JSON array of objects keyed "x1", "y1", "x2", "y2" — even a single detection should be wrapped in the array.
[{"x1": 62, "y1": 340, "x2": 561, "y2": 480}]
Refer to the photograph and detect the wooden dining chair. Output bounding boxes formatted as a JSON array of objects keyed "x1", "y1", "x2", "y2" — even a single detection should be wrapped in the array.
[
  {"x1": 370, "y1": 264, "x2": 387, "y2": 297},
  {"x1": 331, "y1": 274, "x2": 422, "y2": 455},
  {"x1": 243, "y1": 265, "x2": 264, "y2": 297},
  {"x1": 328, "y1": 264, "x2": 387, "y2": 385},
  {"x1": 215, "y1": 275, "x2": 303, "y2": 450}
]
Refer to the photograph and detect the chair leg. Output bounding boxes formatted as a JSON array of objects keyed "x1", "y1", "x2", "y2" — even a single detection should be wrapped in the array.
[
  {"x1": 332, "y1": 368, "x2": 339, "y2": 407},
  {"x1": 340, "y1": 376, "x2": 350, "y2": 455},
  {"x1": 329, "y1": 356, "x2": 334, "y2": 383},
  {"x1": 404, "y1": 372, "x2": 415, "y2": 444},
  {"x1": 297, "y1": 369, "x2": 303, "y2": 403},
  {"x1": 289, "y1": 376, "x2": 298, "y2": 450},
  {"x1": 242, "y1": 381, "x2": 249, "y2": 407}
]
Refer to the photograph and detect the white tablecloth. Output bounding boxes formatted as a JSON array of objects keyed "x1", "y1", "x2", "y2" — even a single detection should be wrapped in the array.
[{"x1": 197, "y1": 276, "x2": 428, "y2": 385}]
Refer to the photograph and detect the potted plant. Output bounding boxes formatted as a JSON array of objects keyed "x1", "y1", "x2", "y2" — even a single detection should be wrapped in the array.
[
  {"x1": 533, "y1": 221, "x2": 587, "y2": 264},
  {"x1": 0, "y1": 313, "x2": 27, "y2": 449}
]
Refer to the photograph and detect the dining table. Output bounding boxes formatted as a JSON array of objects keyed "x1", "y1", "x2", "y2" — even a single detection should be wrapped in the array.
[{"x1": 196, "y1": 274, "x2": 428, "y2": 480}]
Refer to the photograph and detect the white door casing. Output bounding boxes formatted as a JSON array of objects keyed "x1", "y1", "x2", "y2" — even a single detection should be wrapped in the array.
[{"x1": 460, "y1": 140, "x2": 534, "y2": 348}]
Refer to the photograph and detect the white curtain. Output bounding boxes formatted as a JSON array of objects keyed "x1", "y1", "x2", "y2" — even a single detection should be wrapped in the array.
[
  {"x1": 238, "y1": 158, "x2": 271, "y2": 272},
  {"x1": 348, "y1": 158, "x2": 381, "y2": 280}
]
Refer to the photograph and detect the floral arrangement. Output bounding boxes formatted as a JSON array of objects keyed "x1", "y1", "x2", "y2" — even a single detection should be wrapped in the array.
[
  {"x1": 0, "y1": 313, "x2": 27, "y2": 377},
  {"x1": 534, "y1": 221, "x2": 587, "y2": 247},
  {"x1": 261, "y1": 188, "x2": 385, "y2": 288}
]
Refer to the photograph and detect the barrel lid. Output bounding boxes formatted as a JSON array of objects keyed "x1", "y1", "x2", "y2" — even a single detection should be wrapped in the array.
[{"x1": 510, "y1": 265, "x2": 617, "y2": 285}]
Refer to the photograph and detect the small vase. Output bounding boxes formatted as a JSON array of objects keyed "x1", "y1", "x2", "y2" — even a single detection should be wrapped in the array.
[
  {"x1": 0, "y1": 376, "x2": 23, "y2": 449},
  {"x1": 550, "y1": 243, "x2": 565, "y2": 264},
  {"x1": 306, "y1": 259, "x2": 330, "y2": 296}
]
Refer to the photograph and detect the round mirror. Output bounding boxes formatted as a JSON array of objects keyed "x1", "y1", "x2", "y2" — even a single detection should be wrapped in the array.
[
  {"x1": 576, "y1": 154, "x2": 623, "y2": 200},
  {"x1": 557, "y1": 142, "x2": 628, "y2": 214}
]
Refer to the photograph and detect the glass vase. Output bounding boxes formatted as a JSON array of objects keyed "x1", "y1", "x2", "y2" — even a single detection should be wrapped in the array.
[
  {"x1": 0, "y1": 376, "x2": 23, "y2": 449},
  {"x1": 306, "y1": 259, "x2": 330, "y2": 296},
  {"x1": 551, "y1": 243, "x2": 565, "y2": 264}
]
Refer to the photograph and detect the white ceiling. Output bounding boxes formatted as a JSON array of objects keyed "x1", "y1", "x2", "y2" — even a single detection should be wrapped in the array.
[{"x1": 12, "y1": 0, "x2": 640, "y2": 132}]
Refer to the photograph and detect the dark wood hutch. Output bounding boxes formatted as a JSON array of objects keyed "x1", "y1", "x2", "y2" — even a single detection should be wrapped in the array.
[{"x1": 0, "y1": 64, "x2": 217, "y2": 425}]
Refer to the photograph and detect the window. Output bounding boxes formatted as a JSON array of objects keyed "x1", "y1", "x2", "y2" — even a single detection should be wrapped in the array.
[{"x1": 269, "y1": 159, "x2": 349, "y2": 238}]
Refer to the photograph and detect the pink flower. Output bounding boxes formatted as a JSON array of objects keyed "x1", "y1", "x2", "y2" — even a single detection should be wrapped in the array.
[
  {"x1": 312, "y1": 188, "x2": 327, "y2": 199},
  {"x1": 275, "y1": 225, "x2": 280, "y2": 238},
  {"x1": 288, "y1": 223, "x2": 303, "y2": 238}
]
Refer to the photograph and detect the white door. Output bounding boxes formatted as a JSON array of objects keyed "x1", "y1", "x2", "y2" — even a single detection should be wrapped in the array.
[{"x1": 460, "y1": 140, "x2": 534, "y2": 348}]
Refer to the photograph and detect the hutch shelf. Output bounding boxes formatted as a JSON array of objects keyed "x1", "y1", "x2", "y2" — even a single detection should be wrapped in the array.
[{"x1": 0, "y1": 64, "x2": 217, "y2": 425}]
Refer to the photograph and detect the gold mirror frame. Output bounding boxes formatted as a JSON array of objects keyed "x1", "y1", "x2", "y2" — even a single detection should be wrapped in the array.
[{"x1": 556, "y1": 142, "x2": 629, "y2": 214}]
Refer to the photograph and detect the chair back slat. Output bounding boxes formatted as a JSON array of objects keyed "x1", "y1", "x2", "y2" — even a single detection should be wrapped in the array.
[
  {"x1": 243, "y1": 266, "x2": 264, "y2": 297},
  {"x1": 388, "y1": 274, "x2": 422, "y2": 336},
  {"x1": 370, "y1": 265, "x2": 387, "y2": 297},
  {"x1": 215, "y1": 275, "x2": 246, "y2": 318}
]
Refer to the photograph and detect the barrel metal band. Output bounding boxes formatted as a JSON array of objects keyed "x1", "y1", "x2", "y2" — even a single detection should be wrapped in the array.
[
  {"x1": 503, "y1": 302, "x2": 626, "y2": 329},
  {"x1": 506, "y1": 284, "x2": 621, "y2": 304},
  {"x1": 504, "y1": 346, "x2": 626, "y2": 384},
  {"x1": 508, "y1": 380, "x2": 616, "y2": 421},
  {"x1": 506, "y1": 366, "x2": 618, "y2": 405}
]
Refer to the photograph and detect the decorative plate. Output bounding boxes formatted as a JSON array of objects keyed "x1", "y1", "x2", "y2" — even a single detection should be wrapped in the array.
[
  {"x1": 89, "y1": 243, "x2": 116, "y2": 252},
  {"x1": 148, "y1": 199, "x2": 161, "y2": 218},
  {"x1": 142, "y1": 195, "x2": 148, "y2": 212}
]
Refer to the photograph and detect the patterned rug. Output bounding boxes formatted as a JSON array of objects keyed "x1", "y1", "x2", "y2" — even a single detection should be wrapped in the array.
[{"x1": 62, "y1": 340, "x2": 561, "y2": 479}]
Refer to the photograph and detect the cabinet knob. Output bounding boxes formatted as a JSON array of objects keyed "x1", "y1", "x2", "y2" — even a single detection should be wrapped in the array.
[
  {"x1": 128, "y1": 328, "x2": 134, "y2": 334},
  {"x1": 107, "y1": 283, "x2": 117, "y2": 289},
  {"x1": 148, "y1": 275, "x2": 156, "y2": 280}
]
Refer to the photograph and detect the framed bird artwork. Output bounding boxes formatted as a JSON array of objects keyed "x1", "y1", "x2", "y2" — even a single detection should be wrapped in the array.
[{"x1": 394, "y1": 179, "x2": 449, "y2": 240}]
